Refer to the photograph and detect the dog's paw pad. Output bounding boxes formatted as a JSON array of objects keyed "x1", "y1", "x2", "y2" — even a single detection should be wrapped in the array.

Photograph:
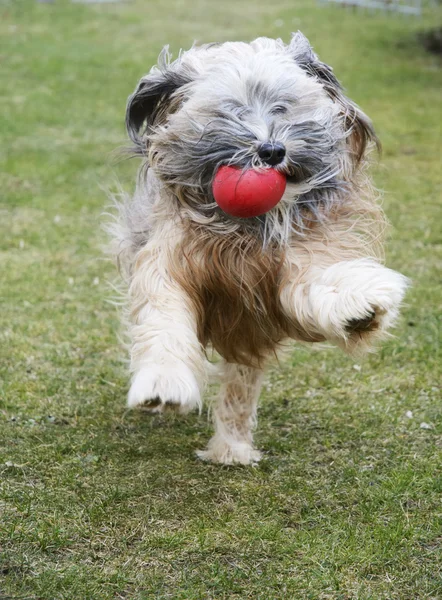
[
  {"x1": 345, "y1": 310, "x2": 378, "y2": 333},
  {"x1": 139, "y1": 396, "x2": 163, "y2": 413}
]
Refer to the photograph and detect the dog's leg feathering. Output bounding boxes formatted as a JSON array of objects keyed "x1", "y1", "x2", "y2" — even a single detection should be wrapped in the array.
[
  {"x1": 127, "y1": 222, "x2": 206, "y2": 413},
  {"x1": 197, "y1": 362, "x2": 263, "y2": 465},
  {"x1": 282, "y1": 252, "x2": 409, "y2": 355},
  {"x1": 306, "y1": 259, "x2": 409, "y2": 353}
]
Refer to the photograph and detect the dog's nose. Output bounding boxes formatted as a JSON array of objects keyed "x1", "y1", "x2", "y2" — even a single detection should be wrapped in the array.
[{"x1": 257, "y1": 142, "x2": 286, "y2": 166}]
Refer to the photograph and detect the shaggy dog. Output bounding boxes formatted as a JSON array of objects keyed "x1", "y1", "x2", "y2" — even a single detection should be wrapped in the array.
[{"x1": 110, "y1": 33, "x2": 409, "y2": 464}]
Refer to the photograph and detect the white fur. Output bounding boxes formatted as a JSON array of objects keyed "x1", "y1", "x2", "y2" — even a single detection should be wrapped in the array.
[
  {"x1": 126, "y1": 218, "x2": 206, "y2": 412},
  {"x1": 197, "y1": 437, "x2": 262, "y2": 466},
  {"x1": 285, "y1": 258, "x2": 410, "y2": 354},
  {"x1": 128, "y1": 361, "x2": 200, "y2": 413},
  {"x1": 311, "y1": 259, "x2": 409, "y2": 346}
]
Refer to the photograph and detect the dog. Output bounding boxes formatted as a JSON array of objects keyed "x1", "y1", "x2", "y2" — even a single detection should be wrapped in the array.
[{"x1": 110, "y1": 33, "x2": 409, "y2": 465}]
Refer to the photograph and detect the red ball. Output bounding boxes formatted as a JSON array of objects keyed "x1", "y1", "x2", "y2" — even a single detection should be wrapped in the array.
[{"x1": 212, "y1": 166, "x2": 286, "y2": 218}]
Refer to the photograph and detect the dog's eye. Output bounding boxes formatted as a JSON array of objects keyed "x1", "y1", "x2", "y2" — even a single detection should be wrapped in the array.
[{"x1": 270, "y1": 105, "x2": 288, "y2": 115}]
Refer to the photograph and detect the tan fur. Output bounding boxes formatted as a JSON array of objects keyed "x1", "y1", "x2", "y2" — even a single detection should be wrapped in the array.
[{"x1": 170, "y1": 225, "x2": 324, "y2": 368}]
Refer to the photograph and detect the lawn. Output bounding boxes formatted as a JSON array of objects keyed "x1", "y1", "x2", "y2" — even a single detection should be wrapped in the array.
[{"x1": 1, "y1": 0, "x2": 441, "y2": 598}]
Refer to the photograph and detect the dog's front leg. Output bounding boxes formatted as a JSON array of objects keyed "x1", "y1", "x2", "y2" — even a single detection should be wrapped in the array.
[
  {"x1": 127, "y1": 226, "x2": 205, "y2": 413},
  {"x1": 282, "y1": 251, "x2": 409, "y2": 354},
  {"x1": 197, "y1": 362, "x2": 263, "y2": 465}
]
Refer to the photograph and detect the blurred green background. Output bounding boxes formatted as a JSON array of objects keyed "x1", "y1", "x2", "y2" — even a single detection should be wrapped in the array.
[{"x1": 1, "y1": 1, "x2": 441, "y2": 598}]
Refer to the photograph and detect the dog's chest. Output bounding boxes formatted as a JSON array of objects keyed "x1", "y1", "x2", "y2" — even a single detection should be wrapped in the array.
[{"x1": 173, "y1": 228, "x2": 291, "y2": 365}]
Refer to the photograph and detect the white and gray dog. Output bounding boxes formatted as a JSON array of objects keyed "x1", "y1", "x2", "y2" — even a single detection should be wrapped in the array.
[{"x1": 111, "y1": 33, "x2": 409, "y2": 465}]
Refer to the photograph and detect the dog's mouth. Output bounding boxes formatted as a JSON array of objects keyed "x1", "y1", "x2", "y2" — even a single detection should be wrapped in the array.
[
  {"x1": 208, "y1": 155, "x2": 340, "y2": 219},
  {"x1": 276, "y1": 159, "x2": 316, "y2": 186},
  {"x1": 285, "y1": 170, "x2": 311, "y2": 185}
]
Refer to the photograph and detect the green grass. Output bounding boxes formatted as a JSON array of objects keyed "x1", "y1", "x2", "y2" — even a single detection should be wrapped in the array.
[{"x1": 1, "y1": 0, "x2": 441, "y2": 598}]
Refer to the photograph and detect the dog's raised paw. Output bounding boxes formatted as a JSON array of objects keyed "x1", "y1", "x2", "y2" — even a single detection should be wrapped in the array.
[
  {"x1": 310, "y1": 260, "x2": 409, "y2": 348},
  {"x1": 127, "y1": 363, "x2": 201, "y2": 414}
]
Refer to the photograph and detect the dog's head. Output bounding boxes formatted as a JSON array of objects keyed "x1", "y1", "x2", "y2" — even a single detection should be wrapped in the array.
[{"x1": 126, "y1": 33, "x2": 378, "y2": 228}]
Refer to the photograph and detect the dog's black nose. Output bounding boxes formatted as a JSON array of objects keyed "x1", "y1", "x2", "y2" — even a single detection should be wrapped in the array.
[{"x1": 257, "y1": 142, "x2": 286, "y2": 166}]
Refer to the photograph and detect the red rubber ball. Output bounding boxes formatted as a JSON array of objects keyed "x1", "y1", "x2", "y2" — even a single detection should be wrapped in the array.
[{"x1": 212, "y1": 166, "x2": 286, "y2": 218}]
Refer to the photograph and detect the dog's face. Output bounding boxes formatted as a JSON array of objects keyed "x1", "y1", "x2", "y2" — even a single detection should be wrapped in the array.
[{"x1": 126, "y1": 33, "x2": 377, "y2": 231}]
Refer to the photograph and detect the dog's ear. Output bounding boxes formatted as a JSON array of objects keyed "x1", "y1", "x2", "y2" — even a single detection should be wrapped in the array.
[
  {"x1": 126, "y1": 46, "x2": 193, "y2": 155},
  {"x1": 289, "y1": 32, "x2": 380, "y2": 164},
  {"x1": 289, "y1": 32, "x2": 342, "y2": 99}
]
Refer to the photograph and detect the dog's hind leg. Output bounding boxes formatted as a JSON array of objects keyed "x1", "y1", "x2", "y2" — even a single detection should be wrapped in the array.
[{"x1": 197, "y1": 362, "x2": 263, "y2": 465}]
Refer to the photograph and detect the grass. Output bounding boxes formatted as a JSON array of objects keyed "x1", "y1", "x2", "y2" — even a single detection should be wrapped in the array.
[{"x1": 1, "y1": 0, "x2": 441, "y2": 598}]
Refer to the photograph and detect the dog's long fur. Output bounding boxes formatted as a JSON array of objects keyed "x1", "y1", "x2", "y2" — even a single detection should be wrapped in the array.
[{"x1": 109, "y1": 33, "x2": 409, "y2": 464}]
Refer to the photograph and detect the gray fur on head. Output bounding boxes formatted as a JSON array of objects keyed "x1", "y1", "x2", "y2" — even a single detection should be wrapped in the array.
[{"x1": 125, "y1": 33, "x2": 379, "y2": 243}]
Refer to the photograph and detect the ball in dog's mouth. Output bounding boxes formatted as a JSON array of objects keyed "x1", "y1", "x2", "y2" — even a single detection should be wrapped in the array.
[{"x1": 212, "y1": 166, "x2": 286, "y2": 218}]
